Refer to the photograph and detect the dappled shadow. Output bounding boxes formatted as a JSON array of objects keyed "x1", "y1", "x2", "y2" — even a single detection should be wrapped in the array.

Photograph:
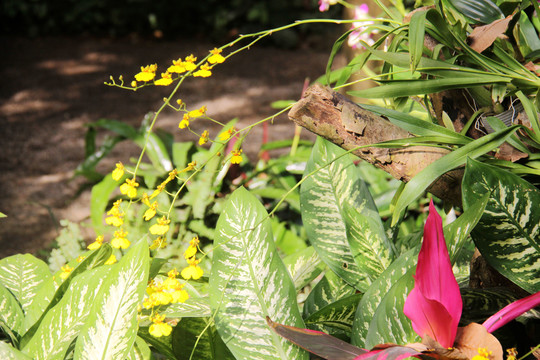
[{"x1": 0, "y1": 35, "x2": 336, "y2": 257}]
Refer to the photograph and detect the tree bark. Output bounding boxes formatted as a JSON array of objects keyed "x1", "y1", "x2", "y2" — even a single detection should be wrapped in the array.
[{"x1": 288, "y1": 83, "x2": 462, "y2": 206}]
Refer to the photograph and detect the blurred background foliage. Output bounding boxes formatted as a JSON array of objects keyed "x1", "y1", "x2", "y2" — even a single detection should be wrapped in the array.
[{"x1": 1, "y1": 0, "x2": 341, "y2": 46}]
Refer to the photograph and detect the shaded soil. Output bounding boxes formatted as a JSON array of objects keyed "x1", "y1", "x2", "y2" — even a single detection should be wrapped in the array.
[{"x1": 0, "y1": 35, "x2": 339, "y2": 258}]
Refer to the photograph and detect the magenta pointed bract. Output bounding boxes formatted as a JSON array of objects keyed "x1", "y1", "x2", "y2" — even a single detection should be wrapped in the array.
[
  {"x1": 403, "y1": 200, "x2": 462, "y2": 348},
  {"x1": 483, "y1": 290, "x2": 540, "y2": 333}
]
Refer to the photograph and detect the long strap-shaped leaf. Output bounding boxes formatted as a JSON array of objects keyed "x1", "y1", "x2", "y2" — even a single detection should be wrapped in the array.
[
  {"x1": 210, "y1": 187, "x2": 308, "y2": 360},
  {"x1": 463, "y1": 159, "x2": 540, "y2": 293},
  {"x1": 74, "y1": 240, "x2": 150, "y2": 360},
  {"x1": 392, "y1": 125, "x2": 521, "y2": 225}
]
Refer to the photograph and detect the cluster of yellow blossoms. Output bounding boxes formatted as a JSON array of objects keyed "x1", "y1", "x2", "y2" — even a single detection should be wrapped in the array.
[
  {"x1": 180, "y1": 236, "x2": 204, "y2": 280},
  {"x1": 132, "y1": 48, "x2": 225, "y2": 88},
  {"x1": 472, "y1": 348, "x2": 493, "y2": 360},
  {"x1": 144, "y1": 269, "x2": 189, "y2": 337}
]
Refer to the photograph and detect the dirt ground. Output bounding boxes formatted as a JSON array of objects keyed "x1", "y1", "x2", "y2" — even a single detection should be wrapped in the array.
[{"x1": 0, "y1": 35, "x2": 340, "y2": 258}]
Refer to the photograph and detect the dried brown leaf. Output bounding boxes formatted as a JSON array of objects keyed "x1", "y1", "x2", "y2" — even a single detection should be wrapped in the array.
[
  {"x1": 454, "y1": 323, "x2": 503, "y2": 360},
  {"x1": 468, "y1": 16, "x2": 512, "y2": 53}
]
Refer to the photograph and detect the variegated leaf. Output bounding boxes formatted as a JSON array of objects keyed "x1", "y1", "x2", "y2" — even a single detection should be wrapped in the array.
[
  {"x1": 0, "y1": 254, "x2": 51, "y2": 315},
  {"x1": 463, "y1": 159, "x2": 540, "y2": 293},
  {"x1": 343, "y1": 204, "x2": 393, "y2": 280},
  {"x1": 365, "y1": 269, "x2": 418, "y2": 347},
  {"x1": 126, "y1": 336, "x2": 152, "y2": 360},
  {"x1": 0, "y1": 341, "x2": 32, "y2": 360},
  {"x1": 304, "y1": 293, "x2": 362, "y2": 338},
  {"x1": 22, "y1": 244, "x2": 113, "y2": 339},
  {"x1": 0, "y1": 283, "x2": 25, "y2": 337},
  {"x1": 171, "y1": 317, "x2": 235, "y2": 360},
  {"x1": 74, "y1": 240, "x2": 149, "y2": 360},
  {"x1": 22, "y1": 266, "x2": 109, "y2": 360},
  {"x1": 161, "y1": 296, "x2": 211, "y2": 318},
  {"x1": 303, "y1": 270, "x2": 356, "y2": 318},
  {"x1": 301, "y1": 137, "x2": 385, "y2": 291},
  {"x1": 351, "y1": 247, "x2": 419, "y2": 347},
  {"x1": 283, "y1": 247, "x2": 324, "y2": 291},
  {"x1": 210, "y1": 187, "x2": 308, "y2": 360}
]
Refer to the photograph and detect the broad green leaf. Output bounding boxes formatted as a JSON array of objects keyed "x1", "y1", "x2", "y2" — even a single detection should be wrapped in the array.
[
  {"x1": 90, "y1": 174, "x2": 120, "y2": 234},
  {"x1": 172, "y1": 141, "x2": 194, "y2": 170},
  {"x1": 444, "y1": 192, "x2": 489, "y2": 263},
  {"x1": 22, "y1": 267, "x2": 109, "y2": 360},
  {"x1": 283, "y1": 247, "x2": 324, "y2": 291},
  {"x1": 304, "y1": 293, "x2": 363, "y2": 339},
  {"x1": 161, "y1": 296, "x2": 211, "y2": 318},
  {"x1": 127, "y1": 336, "x2": 152, "y2": 360},
  {"x1": 171, "y1": 318, "x2": 235, "y2": 360},
  {"x1": 463, "y1": 159, "x2": 540, "y2": 293},
  {"x1": 447, "y1": 0, "x2": 503, "y2": 23},
  {"x1": 90, "y1": 119, "x2": 138, "y2": 139},
  {"x1": 301, "y1": 137, "x2": 376, "y2": 291},
  {"x1": 0, "y1": 254, "x2": 51, "y2": 315},
  {"x1": 392, "y1": 125, "x2": 521, "y2": 225},
  {"x1": 409, "y1": 10, "x2": 427, "y2": 73},
  {"x1": 365, "y1": 269, "x2": 418, "y2": 347},
  {"x1": 460, "y1": 288, "x2": 526, "y2": 324},
  {"x1": 342, "y1": 204, "x2": 393, "y2": 282},
  {"x1": 22, "y1": 245, "x2": 112, "y2": 338},
  {"x1": 0, "y1": 342, "x2": 32, "y2": 360},
  {"x1": 351, "y1": 247, "x2": 419, "y2": 347},
  {"x1": 210, "y1": 187, "x2": 308, "y2": 360},
  {"x1": 74, "y1": 240, "x2": 150, "y2": 360},
  {"x1": 134, "y1": 132, "x2": 173, "y2": 173},
  {"x1": 0, "y1": 283, "x2": 25, "y2": 338},
  {"x1": 303, "y1": 270, "x2": 356, "y2": 319}
]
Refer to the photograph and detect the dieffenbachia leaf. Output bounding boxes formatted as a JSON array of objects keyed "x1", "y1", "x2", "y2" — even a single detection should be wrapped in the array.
[
  {"x1": 0, "y1": 342, "x2": 32, "y2": 360},
  {"x1": 301, "y1": 137, "x2": 388, "y2": 291},
  {"x1": 364, "y1": 269, "x2": 419, "y2": 348},
  {"x1": 304, "y1": 293, "x2": 363, "y2": 339},
  {"x1": 0, "y1": 254, "x2": 51, "y2": 316},
  {"x1": 463, "y1": 158, "x2": 540, "y2": 293},
  {"x1": 283, "y1": 246, "x2": 324, "y2": 291},
  {"x1": 0, "y1": 283, "x2": 25, "y2": 338},
  {"x1": 303, "y1": 270, "x2": 357, "y2": 319},
  {"x1": 210, "y1": 187, "x2": 308, "y2": 360},
  {"x1": 126, "y1": 336, "x2": 152, "y2": 360},
  {"x1": 171, "y1": 317, "x2": 235, "y2": 360},
  {"x1": 74, "y1": 240, "x2": 150, "y2": 359},
  {"x1": 22, "y1": 266, "x2": 109, "y2": 360},
  {"x1": 22, "y1": 244, "x2": 112, "y2": 340},
  {"x1": 351, "y1": 247, "x2": 419, "y2": 347}
]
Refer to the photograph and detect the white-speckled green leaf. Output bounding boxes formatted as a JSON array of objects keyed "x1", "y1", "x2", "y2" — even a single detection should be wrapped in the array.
[
  {"x1": 22, "y1": 244, "x2": 113, "y2": 339},
  {"x1": 304, "y1": 293, "x2": 362, "y2": 339},
  {"x1": 303, "y1": 270, "x2": 356, "y2": 319},
  {"x1": 351, "y1": 246, "x2": 419, "y2": 347},
  {"x1": 365, "y1": 269, "x2": 419, "y2": 347},
  {"x1": 283, "y1": 247, "x2": 324, "y2": 291},
  {"x1": 210, "y1": 187, "x2": 308, "y2": 360},
  {"x1": 342, "y1": 203, "x2": 393, "y2": 282},
  {"x1": 463, "y1": 158, "x2": 540, "y2": 293},
  {"x1": 161, "y1": 296, "x2": 211, "y2": 318},
  {"x1": 126, "y1": 336, "x2": 152, "y2": 360},
  {"x1": 301, "y1": 137, "x2": 382, "y2": 291},
  {"x1": 74, "y1": 240, "x2": 150, "y2": 360},
  {"x1": 0, "y1": 342, "x2": 32, "y2": 360},
  {"x1": 0, "y1": 254, "x2": 51, "y2": 315},
  {"x1": 22, "y1": 266, "x2": 109, "y2": 360},
  {"x1": 0, "y1": 284, "x2": 24, "y2": 337}
]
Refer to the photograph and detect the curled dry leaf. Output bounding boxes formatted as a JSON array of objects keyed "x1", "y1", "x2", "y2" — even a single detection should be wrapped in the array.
[{"x1": 468, "y1": 16, "x2": 512, "y2": 53}]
